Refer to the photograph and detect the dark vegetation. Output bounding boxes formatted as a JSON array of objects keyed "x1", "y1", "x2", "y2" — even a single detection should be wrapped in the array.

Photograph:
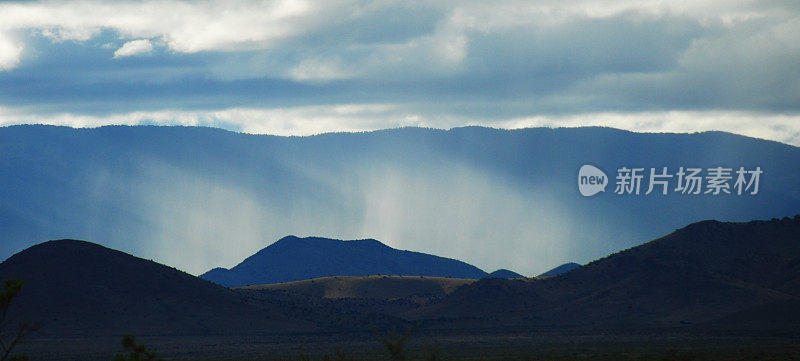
[
  {"x1": 376, "y1": 327, "x2": 414, "y2": 361},
  {"x1": 113, "y1": 335, "x2": 163, "y2": 361},
  {"x1": 0, "y1": 279, "x2": 37, "y2": 361}
]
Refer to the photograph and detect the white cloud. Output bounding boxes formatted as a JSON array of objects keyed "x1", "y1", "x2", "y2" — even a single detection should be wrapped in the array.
[
  {"x1": 0, "y1": 0, "x2": 318, "y2": 53},
  {"x1": 113, "y1": 39, "x2": 153, "y2": 58},
  {"x1": 40, "y1": 26, "x2": 99, "y2": 42},
  {"x1": 0, "y1": 0, "x2": 795, "y2": 74},
  {"x1": 0, "y1": 0, "x2": 797, "y2": 130},
  {"x1": 0, "y1": 32, "x2": 23, "y2": 71},
  {"x1": 288, "y1": 57, "x2": 353, "y2": 81}
]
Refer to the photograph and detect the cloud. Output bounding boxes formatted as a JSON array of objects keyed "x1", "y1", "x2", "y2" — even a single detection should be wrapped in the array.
[
  {"x1": 0, "y1": 0, "x2": 797, "y2": 140},
  {"x1": 0, "y1": 0, "x2": 312, "y2": 51},
  {"x1": 113, "y1": 39, "x2": 153, "y2": 58},
  {"x1": 288, "y1": 57, "x2": 353, "y2": 82},
  {"x1": 0, "y1": 32, "x2": 23, "y2": 70},
  {"x1": 0, "y1": 1, "x2": 793, "y2": 74}
]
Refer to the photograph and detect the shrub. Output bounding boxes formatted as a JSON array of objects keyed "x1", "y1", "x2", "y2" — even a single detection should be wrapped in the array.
[
  {"x1": 376, "y1": 327, "x2": 414, "y2": 361},
  {"x1": 0, "y1": 279, "x2": 38, "y2": 361},
  {"x1": 112, "y1": 335, "x2": 163, "y2": 361},
  {"x1": 423, "y1": 341, "x2": 441, "y2": 361}
]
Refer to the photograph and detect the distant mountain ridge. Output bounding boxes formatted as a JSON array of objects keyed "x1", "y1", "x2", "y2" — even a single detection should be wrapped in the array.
[
  {"x1": 2, "y1": 125, "x2": 799, "y2": 277},
  {"x1": 200, "y1": 235, "x2": 489, "y2": 287}
]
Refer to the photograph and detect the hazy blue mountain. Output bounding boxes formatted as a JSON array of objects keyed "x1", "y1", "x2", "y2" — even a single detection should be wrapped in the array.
[
  {"x1": 200, "y1": 235, "x2": 489, "y2": 287},
  {"x1": 485, "y1": 269, "x2": 525, "y2": 278},
  {"x1": 1, "y1": 125, "x2": 799, "y2": 276},
  {"x1": 538, "y1": 262, "x2": 581, "y2": 277}
]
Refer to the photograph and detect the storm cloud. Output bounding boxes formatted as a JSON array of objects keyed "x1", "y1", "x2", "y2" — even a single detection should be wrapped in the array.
[{"x1": 0, "y1": 0, "x2": 798, "y2": 141}]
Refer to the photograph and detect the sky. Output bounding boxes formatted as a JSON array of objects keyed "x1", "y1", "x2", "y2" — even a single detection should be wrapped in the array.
[{"x1": 0, "y1": 0, "x2": 799, "y2": 145}]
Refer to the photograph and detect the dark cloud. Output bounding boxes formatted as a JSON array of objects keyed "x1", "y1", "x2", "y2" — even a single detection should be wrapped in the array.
[{"x1": 0, "y1": 1, "x2": 797, "y2": 126}]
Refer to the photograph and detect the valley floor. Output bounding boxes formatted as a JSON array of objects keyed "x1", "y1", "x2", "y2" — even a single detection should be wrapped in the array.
[{"x1": 16, "y1": 329, "x2": 800, "y2": 361}]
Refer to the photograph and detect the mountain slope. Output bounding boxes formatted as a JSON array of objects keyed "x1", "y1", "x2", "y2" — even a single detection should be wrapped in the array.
[
  {"x1": 412, "y1": 216, "x2": 800, "y2": 329},
  {"x1": 201, "y1": 236, "x2": 488, "y2": 287},
  {"x1": 0, "y1": 239, "x2": 319, "y2": 335}
]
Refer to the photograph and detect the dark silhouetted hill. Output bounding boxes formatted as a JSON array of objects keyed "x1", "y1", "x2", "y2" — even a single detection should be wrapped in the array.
[
  {"x1": 538, "y1": 263, "x2": 581, "y2": 277},
  {"x1": 486, "y1": 269, "x2": 525, "y2": 279},
  {"x1": 201, "y1": 236, "x2": 488, "y2": 287},
  {"x1": 412, "y1": 216, "x2": 800, "y2": 330},
  {"x1": 0, "y1": 240, "x2": 325, "y2": 335}
]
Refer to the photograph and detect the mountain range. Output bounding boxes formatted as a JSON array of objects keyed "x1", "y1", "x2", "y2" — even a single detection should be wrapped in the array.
[
  {"x1": 1, "y1": 215, "x2": 798, "y2": 339},
  {"x1": 1, "y1": 125, "x2": 799, "y2": 277}
]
